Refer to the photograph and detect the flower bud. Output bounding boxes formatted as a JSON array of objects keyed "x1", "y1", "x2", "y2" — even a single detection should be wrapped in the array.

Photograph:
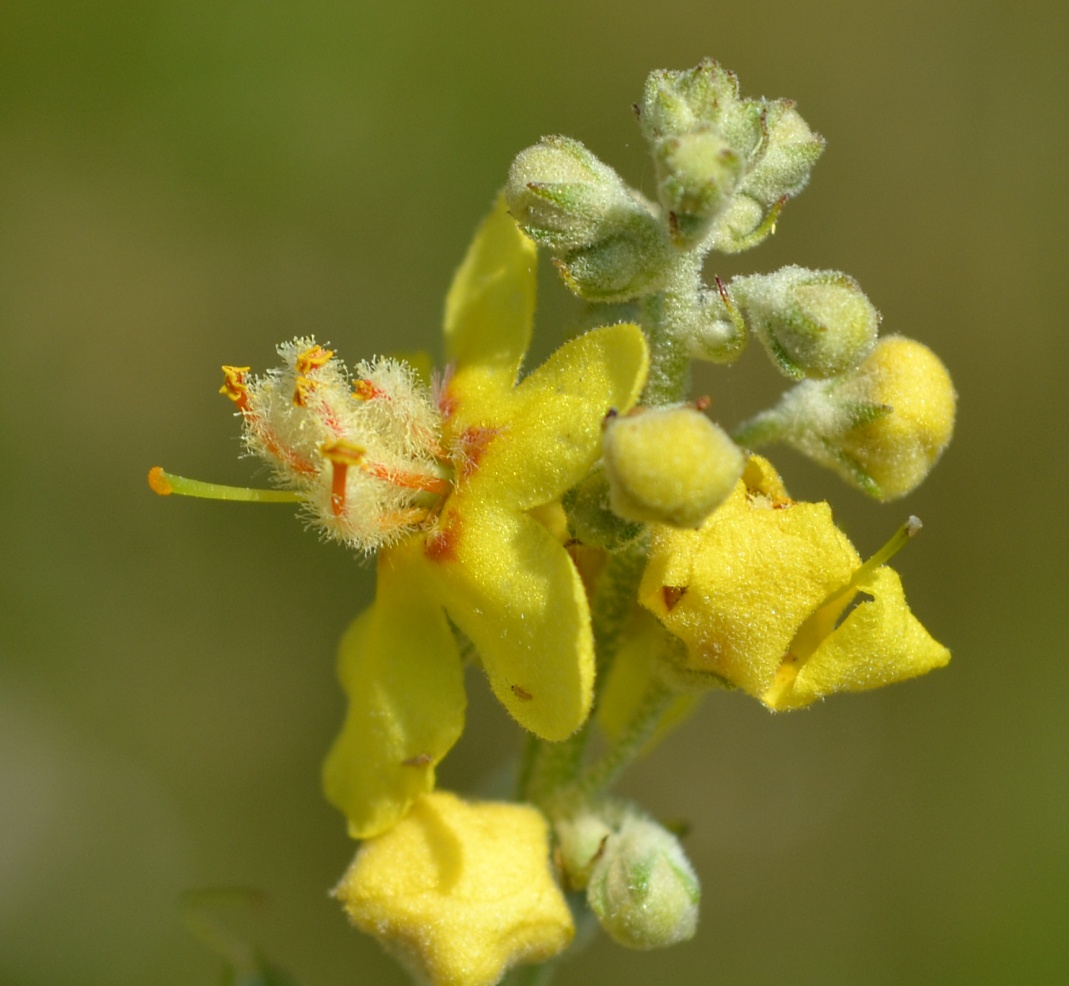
[
  {"x1": 653, "y1": 129, "x2": 743, "y2": 247},
  {"x1": 506, "y1": 135, "x2": 649, "y2": 253},
  {"x1": 703, "y1": 100, "x2": 823, "y2": 254},
  {"x1": 732, "y1": 266, "x2": 880, "y2": 379},
  {"x1": 554, "y1": 807, "x2": 614, "y2": 891},
  {"x1": 740, "y1": 99, "x2": 825, "y2": 209},
  {"x1": 638, "y1": 59, "x2": 740, "y2": 142},
  {"x1": 603, "y1": 406, "x2": 745, "y2": 528},
  {"x1": 554, "y1": 216, "x2": 673, "y2": 302},
  {"x1": 738, "y1": 336, "x2": 956, "y2": 500},
  {"x1": 586, "y1": 811, "x2": 700, "y2": 950}
]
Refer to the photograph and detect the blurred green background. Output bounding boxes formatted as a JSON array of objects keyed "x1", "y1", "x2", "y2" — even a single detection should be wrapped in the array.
[{"x1": 2, "y1": 2, "x2": 1066, "y2": 984}]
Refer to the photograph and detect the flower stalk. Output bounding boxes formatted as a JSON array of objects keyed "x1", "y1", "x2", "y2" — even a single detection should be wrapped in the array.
[{"x1": 150, "y1": 58, "x2": 956, "y2": 986}]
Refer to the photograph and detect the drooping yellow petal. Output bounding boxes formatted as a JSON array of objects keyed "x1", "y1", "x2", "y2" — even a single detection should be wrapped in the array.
[
  {"x1": 466, "y1": 323, "x2": 649, "y2": 510},
  {"x1": 334, "y1": 791, "x2": 573, "y2": 986},
  {"x1": 322, "y1": 543, "x2": 466, "y2": 839},
  {"x1": 420, "y1": 496, "x2": 594, "y2": 741},
  {"x1": 444, "y1": 193, "x2": 537, "y2": 423},
  {"x1": 763, "y1": 566, "x2": 951, "y2": 710}
]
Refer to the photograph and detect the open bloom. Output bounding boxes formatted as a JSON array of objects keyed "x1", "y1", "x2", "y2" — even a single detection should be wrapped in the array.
[
  {"x1": 639, "y1": 456, "x2": 949, "y2": 710},
  {"x1": 214, "y1": 197, "x2": 648, "y2": 837},
  {"x1": 334, "y1": 790, "x2": 573, "y2": 986}
]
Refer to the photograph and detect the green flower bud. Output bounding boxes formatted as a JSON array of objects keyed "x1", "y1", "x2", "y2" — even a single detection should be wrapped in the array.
[
  {"x1": 553, "y1": 807, "x2": 614, "y2": 892},
  {"x1": 554, "y1": 215, "x2": 673, "y2": 303},
  {"x1": 586, "y1": 811, "x2": 700, "y2": 950},
  {"x1": 506, "y1": 135, "x2": 648, "y2": 252},
  {"x1": 731, "y1": 266, "x2": 880, "y2": 379},
  {"x1": 684, "y1": 281, "x2": 748, "y2": 364},
  {"x1": 703, "y1": 100, "x2": 823, "y2": 254},
  {"x1": 734, "y1": 336, "x2": 956, "y2": 500},
  {"x1": 638, "y1": 59, "x2": 740, "y2": 142},
  {"x1": 654, "y1": 129, "x2": 743, "y2": 247},
  {"x1": 603, "y1": 406, "x2": 744, "y2": 528},
  {"x1": 741, "y1": 99, "x2": 825, "y2": 209}
]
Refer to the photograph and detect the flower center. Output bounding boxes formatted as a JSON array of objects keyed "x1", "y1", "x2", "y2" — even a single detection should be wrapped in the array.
[{"x1": 222, "y1": 340, "x2": 459, "y2": 553}]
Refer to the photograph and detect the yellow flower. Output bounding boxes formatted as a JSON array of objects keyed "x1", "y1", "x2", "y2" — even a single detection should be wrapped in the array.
[
  {"x1": 317, "y1": 197, "x2": 649, "y2": 836},
  {"x1": 333, "y1": 790, "x2": 574, "y2": 986},
  {"x1": 639, "y1": 456, "x2": 949, "y2": 711}
]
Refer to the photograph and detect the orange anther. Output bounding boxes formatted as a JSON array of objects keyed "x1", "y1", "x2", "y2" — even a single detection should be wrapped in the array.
[
  {"x1": 295, "y1": 344, "x2": 334, "y2": 375},
  {"x1": 293, "y1": 375, "x2": 316, "y2": 407},
  {"x1": 320, "y1": 440, "x2": 367, "y2": 466},
  {"x1": 352, "y1": 378, "x2": 386, "y2": 401},
  {"x1": 220, "y1": 366, "x2": 252, "y2": 412}
]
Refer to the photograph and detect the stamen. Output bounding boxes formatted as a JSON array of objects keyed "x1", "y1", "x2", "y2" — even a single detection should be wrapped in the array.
[
  {"x1": 320, "y1": 440, "x2": 367, "y2": 516},
  {"x1": 293, "y1": 375, "x2": 316, "y2": 407},
  {"x1": 379, "y1": 507, "x2": 432, "y2": 531},
  {"x1": 359, "y1": 460, "x2": 451, "y2": 495},
  {"x1": 293, "y1": 346, "x2": 335, "y2": 406},
  {"x1": 352, "y1": 379, "x2": 386, "y2": 401},
  {"x1": 147, "y1": 466, "x2": 301, "y2": 502},
  {"x1": 219, "y1": 366, "x2": 252, "y2": 412},
  {"x1": 295, "y1": 344, "x2": 334, "y2": 375}
]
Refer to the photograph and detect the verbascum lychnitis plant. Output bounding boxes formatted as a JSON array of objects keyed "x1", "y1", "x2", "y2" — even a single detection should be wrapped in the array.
[{"x1": 152, "y1": 59, "x2": 955, "y2": 986}]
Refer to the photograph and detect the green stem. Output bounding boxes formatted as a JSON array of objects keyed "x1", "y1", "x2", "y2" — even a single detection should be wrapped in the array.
[
  {"x1": 731, "y1": 407, "x2": 788, "y2": 449},
  {"x1": 567, "y1": 677, "x2": 674, "y2": 801},
  {"x1": 639, "y1": 253, "x2": 703, "y2": 406},
  {"x1": 521, "y1": 540, "x2": 649, "y2": 805},
  {"x1": 591, "y1": 540, "x2": 648, "y2": 690}
]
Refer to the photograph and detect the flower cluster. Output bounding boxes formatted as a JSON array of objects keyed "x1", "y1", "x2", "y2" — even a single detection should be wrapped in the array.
[{"x1": 152, "y1": 60, "x2": 956, "y2": 986}]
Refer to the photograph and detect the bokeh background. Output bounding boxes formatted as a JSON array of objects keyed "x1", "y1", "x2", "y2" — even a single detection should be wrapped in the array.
[{"x1": 2, "y1": 2, "x2": 1067, "y2": 984}]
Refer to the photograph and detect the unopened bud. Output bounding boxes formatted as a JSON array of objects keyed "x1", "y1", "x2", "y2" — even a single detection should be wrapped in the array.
[
  {"x1": 603, "y1": 406, "x2": 744, "y2": 528},
  {"x1": 506, "y1": 135, "x2": 648, "y2": 253},
  {"x1": 732, "y1": 266, "x2": 880, "y2": 379},
  {"x1": 638, "y1": 59, "x2": 740, "y2": 142},
  {"x1": 554, "y1": 808, "x2": 614, "y2": 892},
  {"x1": 741, "y1": 99, "x2": 825, "y2": 209},
  {"x1": 554, "y1": 216, "x2": 673, "y2": 302},
  {"x1": 736, "y1": 336, "x2": 956, "y2": 500},
  {"x1": 586, "y1": 811, "x2": 700, "y2": 950},
  {"x1": 654, "y1": 130, "x2": 743, "y2": 247}
]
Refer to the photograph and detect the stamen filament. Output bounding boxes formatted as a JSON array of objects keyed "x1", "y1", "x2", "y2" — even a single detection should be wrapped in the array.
[
  {"x1": 360, "y1": 461, "x2": 451, "y2": 495},
  {"x1": 148, "y1": 466, "x2": 301, "y2": 503}
]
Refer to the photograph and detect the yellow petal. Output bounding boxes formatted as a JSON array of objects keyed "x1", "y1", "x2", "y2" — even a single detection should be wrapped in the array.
[
  {"x1": 763, "y1": 566, "x2": 950, "y2": 710},
  {"x1": 334, "y1": 791, "x2": 573, "y2": 986},
  {"x1": 421, "y1": 496, "x2": 594, "y2": 741},
  {"x1": 640, "y1": 463, "x2": 859, "y2": 699},
  {"x1": 444, "y1": 194, "x2": 537, "y2": 424},
  {"x1": 322, "y1": 544, "x2": 466, "y2": 839},
  {"x1": 467, "y1": 323, "x2": 649, "y2": 510}
]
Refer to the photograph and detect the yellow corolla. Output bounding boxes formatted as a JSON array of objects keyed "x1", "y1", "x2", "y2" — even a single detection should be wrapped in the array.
[
  {"x1": 640, "y1": 456, "x2": 949, "y2": 711},
  {"x1": 317, "y1": 198, "x2": 649, "y2": 837},
  {"x1": 334, "y1": 790, "x2": 573, "y2": 986}
]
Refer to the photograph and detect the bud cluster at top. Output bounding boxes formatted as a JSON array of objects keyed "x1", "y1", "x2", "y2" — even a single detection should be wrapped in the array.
[{"x1": 506, "y1": 59, "x2": 955, "y2": 510}]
